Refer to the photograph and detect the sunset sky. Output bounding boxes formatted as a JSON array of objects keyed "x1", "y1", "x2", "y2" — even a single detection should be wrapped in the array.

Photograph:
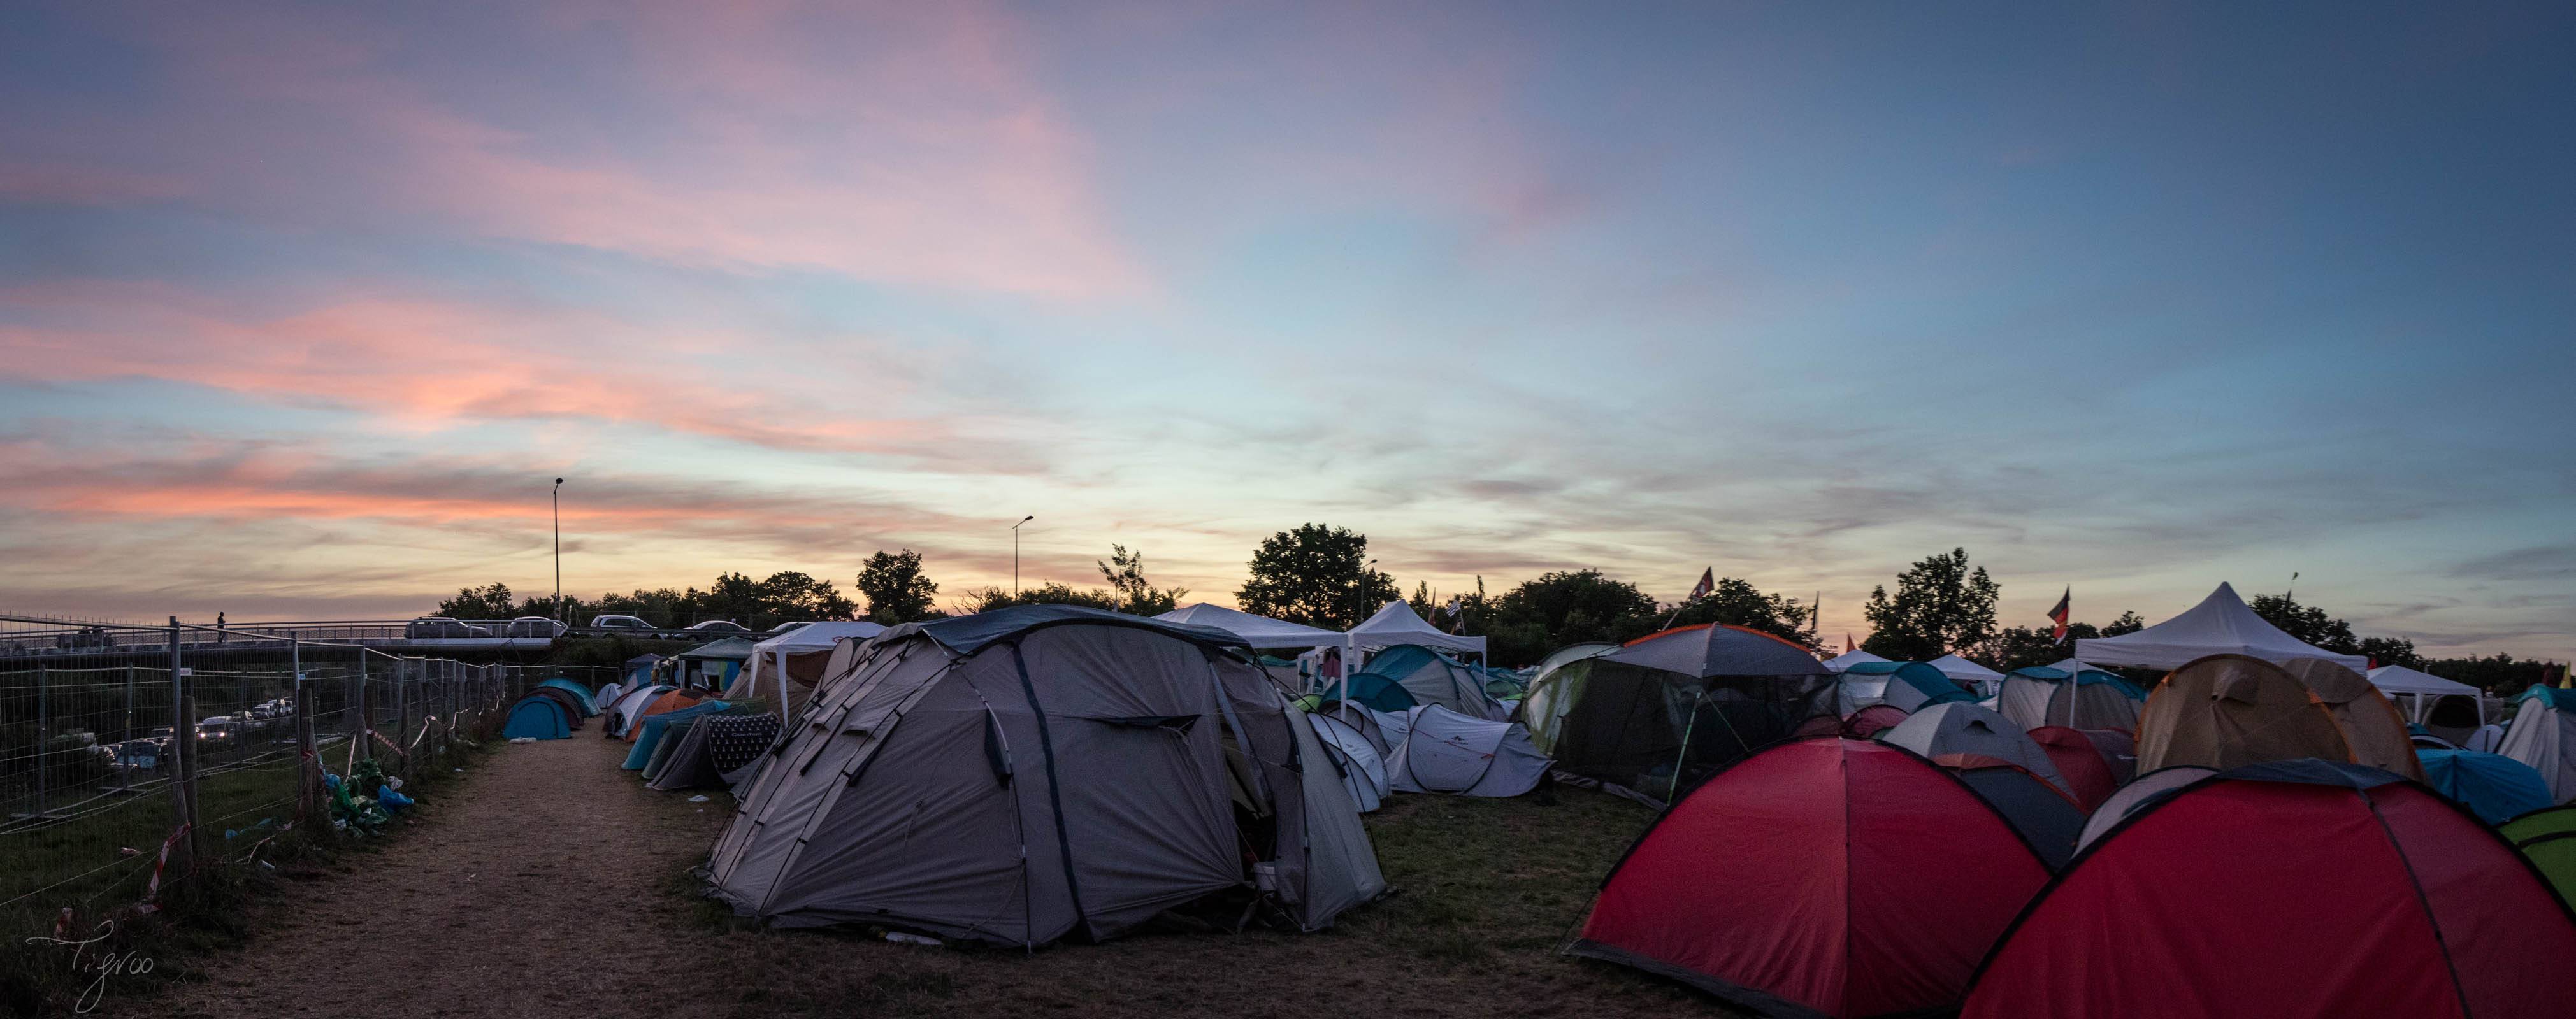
[{"x1": 2, "y1": 3, "x2": 2570, "y2": 659}]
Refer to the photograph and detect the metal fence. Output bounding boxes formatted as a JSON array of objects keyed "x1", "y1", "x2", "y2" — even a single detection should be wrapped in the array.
[{"x1": 0, "y1": 613, "x2": 608, "y2": 938}]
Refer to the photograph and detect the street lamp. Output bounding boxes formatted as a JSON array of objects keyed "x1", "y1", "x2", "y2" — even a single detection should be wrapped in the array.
[
  {"x1": 552, "y1": 478, "x2": 565, "y2": 626},
  {"x1": 1012, "y1": 515, "x2": 1035, "y2": 595}
]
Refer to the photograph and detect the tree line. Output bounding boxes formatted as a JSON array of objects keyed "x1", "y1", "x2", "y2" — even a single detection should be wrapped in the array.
[{"x1": 430, "y1": 525, "x2": 2563, "y2": 688}]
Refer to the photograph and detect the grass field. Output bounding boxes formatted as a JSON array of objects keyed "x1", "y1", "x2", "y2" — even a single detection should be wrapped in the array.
[{"x1": 661, "y1": 776, "x2": 1721, "y2": 1018}]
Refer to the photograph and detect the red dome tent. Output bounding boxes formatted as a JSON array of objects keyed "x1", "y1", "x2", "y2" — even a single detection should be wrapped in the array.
[
  {"x1": 2026, "y1": 726, "x2": 2122, "y2": 810},
  {"x1": 1964, "y1": 760, "x2": 2576, "y2": 1019},
  {"x1": 1569, "y1": 738, "x2": 2053, "y2": 1018}
]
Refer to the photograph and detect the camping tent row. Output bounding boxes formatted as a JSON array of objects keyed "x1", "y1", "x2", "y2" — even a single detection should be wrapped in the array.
[
  {"x1": 721, "y1": 620, "x2": 888, "y2": 718},
  {"x1": 503, "y1": 678, "x2": 601, "y2": 739},
  {"x1": 1518, "y1": 624, "x2": 1834, "y2": 801},
  {"x1": 1156, "y1": 600, "x2": 1492, "y2": 698},
  {"x1": 707, "y1": 606, "x2": 1387, "y2": 947},
  {"x1": 2133, "y1": 654, "x2": 2424, "y2": 781},
  {"x1": 1571, "y1": 739, "x2": 2576, "y2": 1019}
]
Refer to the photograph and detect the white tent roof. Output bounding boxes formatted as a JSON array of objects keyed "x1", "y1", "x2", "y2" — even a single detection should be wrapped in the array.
[
  {"x1": 2367, "y1": 664, "x2": 2480, "y2": 698},
  {"x1": 1822, "y1": 649, "x2": 1889, "y2": 674},
  {"x1": 2045, "y1": 657, "x2": 2118, "y2": 676},
  {"x1": 1928, "y1": 653, "x2": 2006, "y2": 683},
  {"x1": 1155, "y1": 602, "x2": 1349, "y2": 650},
  {"x1": 1349, "y1": 601, "x2": 1488, "y2": 657},
  {"x1": 2075, "y1": 583, "x2": 2369, "y2": 671},
  {"x1": 750, "y1": 620, "x2": 886, "y2": 656}
]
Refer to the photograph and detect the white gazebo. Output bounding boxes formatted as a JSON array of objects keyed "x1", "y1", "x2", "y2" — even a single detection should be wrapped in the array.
[
  {"x1": 1928, "y1": 653, "x2": 2007, "y2": 698},
  {"x1": 1155, "y1": 602, "x2": 1351, "y2": 651},
  {"x1": 1348, "y1": 600, "x2": 1488, "y2": 662},
  {"x1": 2367, "y1": 664, "x2": 2484, "y2": 724},
  {"x1": 2075, "y1": 583, "x2": 2368, "y2": 671},
  {"x1": 1823, "y1": 649, "x2": 1890, "y2": 673},
  {"x1": 734, "y1": 620, "x2": 886, "y2": 720}
]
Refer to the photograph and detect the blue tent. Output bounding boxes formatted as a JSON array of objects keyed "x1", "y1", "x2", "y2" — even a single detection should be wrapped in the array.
[
  {"x1": 1336, "y1": 672, "x2": 1420, "y2": 713},
  {"x1": 503, "y1": 696, "x2": 575, "y2": 740},
  {"x1": 536, "y1": 678, "x2": 599, "y2": 716},
  {"x1": 623, "y1": 700, "x2": 731, "y2": 769},
  {"x1": 2418, "y1": 748, "x2": 2552, "y2": 824},
  {"x1": 1842, "y1": 660, "x2": 1975, "y2": 713}
]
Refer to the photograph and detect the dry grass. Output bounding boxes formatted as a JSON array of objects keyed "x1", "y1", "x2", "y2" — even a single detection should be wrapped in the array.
[{"x1": 124, "y1": 738, "x2": 1736, "y2": 1018}]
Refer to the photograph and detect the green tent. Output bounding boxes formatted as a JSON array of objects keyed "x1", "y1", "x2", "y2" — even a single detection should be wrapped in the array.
[{"x1": 2501, "y1": 804, "x2": 2576, "y2": 904}]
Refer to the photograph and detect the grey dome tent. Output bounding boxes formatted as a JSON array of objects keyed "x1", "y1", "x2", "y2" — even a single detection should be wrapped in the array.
[
  {"x1": 1517, "y1": 624, "x2": 1833, "y2": 797},
  {"x1": 704, "y1": 605, "x2": 1385, "y2": 946},
  {"x1": 1880, "y1": 702, "x2": 2073, "y2": 795},
  {"x1": 1382, "y1": 704, "x2": 1552, "y2": 797}
]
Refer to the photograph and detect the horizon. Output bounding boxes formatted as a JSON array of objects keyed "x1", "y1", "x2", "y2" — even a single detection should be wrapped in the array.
[{"x1": 3, "y1": 3, "x2": 2571, "y2": 662}]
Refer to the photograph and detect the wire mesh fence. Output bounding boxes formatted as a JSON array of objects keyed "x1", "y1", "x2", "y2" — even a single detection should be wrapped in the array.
[{"x1": 0, "y1": 613, "x2": 612, "y2": 941}]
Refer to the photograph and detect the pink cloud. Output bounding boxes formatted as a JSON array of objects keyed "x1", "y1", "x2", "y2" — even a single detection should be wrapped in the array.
[
  {"x1": 0, "y1": 281, "x2": 956, "y2": 455},
  {"x1": 36, "y1": 2, "x2": 1146, "y2": 301}
]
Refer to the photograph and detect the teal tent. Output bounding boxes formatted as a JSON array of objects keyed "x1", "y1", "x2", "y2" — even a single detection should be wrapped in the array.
[
  {"x1": 504, "y1": 696, "x2": 574, "y2": 740},
  {"x1": 2419, "y1": 748, "x2": 2552, "y2": 823},
  {"x1": 624, "y1": 699, "x2": 731, "y2": 769},
  {"x1": 536, "y1": 678, "x2": 598, "y2": 716}
]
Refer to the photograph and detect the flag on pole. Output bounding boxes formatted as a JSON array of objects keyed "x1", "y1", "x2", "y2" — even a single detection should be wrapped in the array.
[
  {"x1": 1687, "y1": 568, "x2": 1715, "y2": 601},
  {"x1": 2047, "y1": 587, "x2": 2071, "y2": 641},
  {"x1": 1844, "y1": 633, "x2": 1856, "y2": 653}
]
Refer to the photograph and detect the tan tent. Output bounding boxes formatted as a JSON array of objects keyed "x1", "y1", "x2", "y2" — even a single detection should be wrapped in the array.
[
  {"x1": 2135, "y1": 655, "x2": 2355, "y2": 773},
  {"x1": 2280, "y1": 658, "x2": 2424, "y2": 781}
]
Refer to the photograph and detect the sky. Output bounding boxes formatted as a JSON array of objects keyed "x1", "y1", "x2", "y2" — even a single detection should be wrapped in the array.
[{"x1": 1, "y1": 1, "x2": 2570, "y2": 660}]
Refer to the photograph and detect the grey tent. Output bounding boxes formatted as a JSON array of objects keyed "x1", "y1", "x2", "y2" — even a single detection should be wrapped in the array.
[
  {"x1": 1880, "y1": 702, "x2": 2073, "y2": 795},
  {"x1": 1307, "y1": 711, "x2": 1389, "y2": 812},
  {"x1": 1383, "y1": 704, "x2": 1553, "y2": 797},
  {"x1": 648, "y1": 711, "x2": 784, "y2": 792},
  {"x1": 1518, "y1": 625, "x2": 1833, "y2": 796},
  {"x1": 704, "y1": 606, "x2": 1385, "y2": 946}
]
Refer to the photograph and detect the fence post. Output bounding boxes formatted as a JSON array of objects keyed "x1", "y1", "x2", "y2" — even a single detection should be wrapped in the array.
[
  {"x1": 34, "y1": 662, "x2": 47, "y2": 816},
  {"x1": 296, "y1": 676, "x2": 321, "y2": 825},
  {"x1": 166, "y1": 618, "x2": 194, "y2": 876},
  {"x1": 356, "y1": 653, "x2": 373, "y2": 765}
]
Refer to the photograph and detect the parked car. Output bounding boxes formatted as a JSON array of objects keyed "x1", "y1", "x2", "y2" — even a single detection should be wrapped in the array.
[
  {"x1": 196, "y1": 716, "x2": 240, "y2": 745},
  {"x1": 403, "y1": 616, "x2": 491, "y2": 639},
  {"x1": 685, "y1": 620, "x2": 750, "y2": 634},
  {"x1": 505, "y1": 616, "x2": 566, "y2": 638},
  {"x1": 590, "y1": 615, "x2": 654, "y2": 631},
  {"x1": 112, "y1": 739, "x2": 162, "y2": 771}
]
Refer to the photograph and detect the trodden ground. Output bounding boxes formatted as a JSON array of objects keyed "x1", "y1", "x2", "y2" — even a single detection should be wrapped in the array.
[{"x1": 145, "y1": 734, "x2": 1718, "y2": 1018}]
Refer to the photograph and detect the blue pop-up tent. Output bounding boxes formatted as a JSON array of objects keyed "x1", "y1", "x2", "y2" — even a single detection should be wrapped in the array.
[
  {"x1": 2418, "y1": 748, "x2": 2552, "y2": 824},
  {"x1": 623, "y1": 700, "x2": 732, "y2": 769},
  {"x1": 535, "y1": 678, "x2": 599, "y2": 716},
  {"x1": 503, "y1": 695, "x2": 575, "y2": 740}
]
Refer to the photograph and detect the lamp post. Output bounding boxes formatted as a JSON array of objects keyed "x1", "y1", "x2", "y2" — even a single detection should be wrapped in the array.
[
  {"x1": 552, "y1": 478, "x2": 565, "y2": 626},
  {"x1": 1012, "y1": 515, "x2": 1034, "y2": 595}
]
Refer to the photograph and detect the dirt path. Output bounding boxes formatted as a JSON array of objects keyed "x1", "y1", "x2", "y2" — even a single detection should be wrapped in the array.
[{"x1": 152, "y1": 736, "x2": 723, "y2": 1019}]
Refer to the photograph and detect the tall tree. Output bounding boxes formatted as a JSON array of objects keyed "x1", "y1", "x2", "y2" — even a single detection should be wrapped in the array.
[
  {"x1": 955, "y1": 581, "x2": 1124, "y2": 615},
  {"x1": 1860, "y1": 548, "x2": 2001, "y2": 662},
  {"x1": 1235, "y1": 524, "x2": 1399, "y2": 629},
  {"x1": 854, "y1": 550, "x2": 940, "y2": 624},
  {"x1": 435, "y1": 582, "x2": 517, "y2": 619},
  {"x1": 756, "y1": 571, "x2": 860, "y2": 622},
  {"x1": 1481, "y1": 570, "x2": 1661, "y2": 660},
  {"x1": 2101, "y1": 610, "x2": 2146, "y2": 636},
  {"x1": 2247, "y1": 594, "x2": 2359, "y2": 652},
  {"x1": 1097, "y1": 545, "x2": 1187, "y2": 615},
  {"x1": 1667, "y1": 578, "x2": 1819, "y2": 647}
]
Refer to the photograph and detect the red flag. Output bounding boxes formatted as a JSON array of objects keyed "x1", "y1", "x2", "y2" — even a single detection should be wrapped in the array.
[
  {"x1": 1687, "y1": 568, "x2": 1715, "y2": 601},
  {"x1": 1844, "y1": 633, "x2": 1855, "y2": 653},
  {"x1": 2047, "y1": 587, "x2": 2071, "y2": 641}
]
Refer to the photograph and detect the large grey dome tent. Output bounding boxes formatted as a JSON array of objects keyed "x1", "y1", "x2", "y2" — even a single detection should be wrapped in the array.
[{"x1": 704, "y1": 606, "x2": 1384, "y2": 946}]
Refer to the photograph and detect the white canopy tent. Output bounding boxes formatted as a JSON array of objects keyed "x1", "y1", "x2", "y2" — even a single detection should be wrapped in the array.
[
  {"x1": 1155, "y1": 602, "x2": 1351, "y2": 650},
  {"x1": 1349, "y1": 601, "x2": 1488, "y2": 660},
  {"x1": 1822, "y1": 649, "x2": 1889, "y2": 673},
  {"x1": 2046, "y1": 657, "x2": 2120, "y2": 676},
  {"x1": 2367, "y1": 664, "x2": 2485, "y2": 725},
  {"x1": 2366, "y1": 664, "x2": 2480, "y2": 699},
  {"x1": 736, "y1": 621, "x2": 886, "y2": 721},
  {"x1": 1928, "y1": 654, "x2": 2007, "y2": 697},
  {"x1": 2075, "y1": 583, "x2": 2368, "y2": 671}
]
